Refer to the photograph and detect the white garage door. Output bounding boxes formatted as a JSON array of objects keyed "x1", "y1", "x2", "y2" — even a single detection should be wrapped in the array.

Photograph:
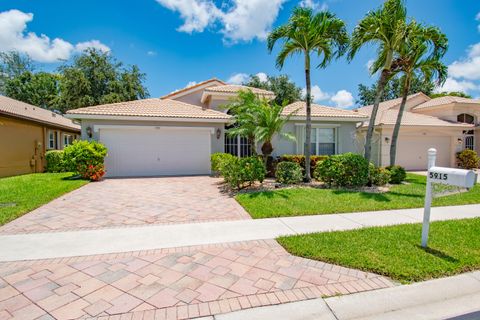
[
  {"x1": 99, "y1": 126, "x2": 211, "y2": 177},
  {"x1": 396, "y1": 136, "x2": 451, "y2": 170}
]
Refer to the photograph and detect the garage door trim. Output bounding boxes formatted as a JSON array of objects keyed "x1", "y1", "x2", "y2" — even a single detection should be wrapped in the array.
[{"x1": 94, "y1": 124, "x2": 215, "y2": 134}]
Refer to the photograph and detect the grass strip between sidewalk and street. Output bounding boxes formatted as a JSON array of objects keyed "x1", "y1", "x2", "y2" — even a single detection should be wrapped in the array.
[{"x1": 277, "y1": 218, "x2": 480, "y2": 283}]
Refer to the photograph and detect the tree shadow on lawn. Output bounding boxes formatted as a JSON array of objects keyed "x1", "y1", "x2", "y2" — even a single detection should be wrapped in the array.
[
  {"x1": 242, "y1": 190, "x2": 290, "y2": 199},
  {"x1": 416, "y1": 245, "x2": 459, "y2": 263}
]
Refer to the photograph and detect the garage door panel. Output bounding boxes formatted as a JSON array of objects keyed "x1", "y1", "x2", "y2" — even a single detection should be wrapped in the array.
[
  {"x1": 396, "y1": 136, "x2": 450, "y2": 170},
  {"x1": 99, "y1": 127, "x2": 211, "y2": 177}
]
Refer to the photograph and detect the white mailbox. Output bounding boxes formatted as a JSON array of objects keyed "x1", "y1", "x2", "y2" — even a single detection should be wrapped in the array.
[{"x1": 428, "y1": 166, "x2": 477, "y2": 189}]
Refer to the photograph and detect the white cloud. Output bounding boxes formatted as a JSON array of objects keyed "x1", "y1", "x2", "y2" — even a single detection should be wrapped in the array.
[
  {"x1": 302, "y1": 85, "x2": 330, "y2": 103},
  {"x1": 435, "y1": 77, "x2": 478, "y2": 93},
  {"x1": 330, "y1": 90, "x2": 354, "y2": 108},
  {"x1": 256, "y1": 72, "x2": 268, "y2": 82},
  {"x1": 228, "y1": 73, "x2": 249, "y2": 84},
  {"x1": 75, "y1": 40, "x2": 110, "y2": 53},
  {"x1": 147, "y1": 50, "x2": 157, "y2": 56},
  {"x1": 0, "y1": 9, "x2": 109, "y2": 62},
  {"x1": 448, "y1": 44, "x2": 480, "y2": 81},
  {"x1": 186, "y1": 81, "x2": 197, "y2": 87},
  {"x1": 155, "y1": 0, "x2": 286, "y2": 43},
  {"x1": 227, "y1": 72, "x2": 267, "y2": 84},
  {"x1": 299, "y1": 0, "x2": 328, "y2": 11},
  {"x1": 477, "y1": 12, "x2": 480, "y2": 32}
]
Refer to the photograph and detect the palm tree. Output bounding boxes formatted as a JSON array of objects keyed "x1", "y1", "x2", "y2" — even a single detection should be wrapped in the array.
[
  {"x1": 348, "y1": 0, "x2": 408, "y2": 164},
  {"x1": 267, "y1": 7, "x2": 348, "y2": 181},
  {"x1": 389, "y1": 22, "x2": 448, "y2": 165},
  {"x1": 254, "y1": 102, "x2": 296, "y2": 164}
]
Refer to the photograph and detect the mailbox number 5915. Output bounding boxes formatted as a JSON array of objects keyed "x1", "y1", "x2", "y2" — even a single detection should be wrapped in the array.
[{"x1": 429, "y1": 172, "x2": 448, "y2": 180}]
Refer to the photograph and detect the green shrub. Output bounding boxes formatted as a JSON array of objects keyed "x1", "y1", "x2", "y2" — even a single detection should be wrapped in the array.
[
  {"x1": 278, "y1": 154, "x2": 328, "y2": 174},
  {"x1": 45, "y1": 150, "x2": 65, "y2": 173},
  {"x1": 222, "y1": 156, "x2": 266, "y2": 190},
  {"x1": 314, "y1": 153, "x2": 369, "y2": 188},
  {"x1": 275, "y1": 161, "x2": 303, "y2": 184},
  {"x1": 386, "y1": 165, "x2": 407, "y2": 184},
  {"x1": 368, "y1": 163, "x2": 392, "y2": 186},
  {"x1": 457, "y1": 149, "x2": 479, "y2": 169},
  {"x1": 63, "y1": 140, "x2": 108, "y2": 181},
  {"x1": 211, "y1": 153, "x2": 235, "y2": 175}
]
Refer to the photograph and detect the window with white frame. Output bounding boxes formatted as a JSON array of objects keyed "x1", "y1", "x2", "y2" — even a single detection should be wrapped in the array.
[
  {"x1": 48, "y1": 130, "x2": 57, "y2": 149},
  {"x1": 307, "y1": 128, "x2": 336, "y2": 156},
  {"x1": 63, "y1": 134, "x2": 73, "y2": 147}
]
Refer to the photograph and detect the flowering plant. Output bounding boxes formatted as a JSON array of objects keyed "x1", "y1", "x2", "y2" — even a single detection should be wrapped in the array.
[{"x1": 78, "y1": 163, "x2": 106, "y2": 181}]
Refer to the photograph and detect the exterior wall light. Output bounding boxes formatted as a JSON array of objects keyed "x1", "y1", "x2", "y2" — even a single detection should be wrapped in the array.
[
  {"x1": 216, "y1": 128, "x2": 222, "y2": 140},
  {"x1": 384, "y1": 137, "x2": 390, "y2": 144},
  {"x1": 86, "y1": 126, "x2": 93, "y2": 138}
]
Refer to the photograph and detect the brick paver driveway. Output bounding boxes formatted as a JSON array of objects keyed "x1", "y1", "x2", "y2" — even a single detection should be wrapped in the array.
[
  {"x1": 0, "y1": 176, "x2": 250, "y2": 234},
  {"x1": 0, "y1": 240, "x2": 393, "y2": 319}
]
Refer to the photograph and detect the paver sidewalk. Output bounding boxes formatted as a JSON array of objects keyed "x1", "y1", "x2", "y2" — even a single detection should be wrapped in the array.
[
  {"x1": 216, "y1": 271, "x2": 480, "y2": 320},
  {"x1": 1, "y1": 204, "x2": 480, "y2": 261}
]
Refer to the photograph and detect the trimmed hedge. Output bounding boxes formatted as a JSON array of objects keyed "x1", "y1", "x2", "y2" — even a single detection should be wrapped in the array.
[
  {"x1": 45, "y1": 150, "x2": 65, "y2": 173},
  {"x1": 222, "y1": 156, "x2": 266, "y2": 190},
  {"x1": 386, "y1": 165, "x2": 407, "y2": 184},
  {"x1": 211, "y1": 153, "x2": 235, "y2": 175},
  {"x1": 278, "y1": 154, "x2": 328, "y2": 174},
  {"x1": 368, "y1": 164, "x2": 392, "y2": 186},
  {"x1": 63, "y1": 140, "x2": 108, "y2": 181},
  {"x1": 275, "y1": 161, "x2": 303, "y2": 184},
  {"x1": 314, "y1": 153, "x2": 369, "y2": 187},
  {"x1": 457, "y1": 149, "x2": 479, "y2": 169}
]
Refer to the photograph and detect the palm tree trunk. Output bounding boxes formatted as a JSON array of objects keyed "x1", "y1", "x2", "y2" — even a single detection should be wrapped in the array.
[
  {"x1": 304, "y1": 52, "x2": 312, "y2": 182},
  {"x1": 389, "y1": 75, "x2": 411, "y2": 166},
  {"x1": 249, "y1": 135, "x2": 257, "y2": 156},
  {"x1": 364, "y1": 68, "x2": 390, "y2": 164}
]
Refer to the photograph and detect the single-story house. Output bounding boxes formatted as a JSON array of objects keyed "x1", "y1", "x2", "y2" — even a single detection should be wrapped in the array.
[
  {"x1": 66, "y1": 78, "x2": 367, "y2": 177},
  {"x1": 0, "y1": 95, "x2": 80, "y2": 178},
  {"x1": 356, "y1": 93, "x2": 479, "y2": 170}
]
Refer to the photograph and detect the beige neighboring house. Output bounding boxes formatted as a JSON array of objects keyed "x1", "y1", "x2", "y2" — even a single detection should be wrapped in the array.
[
  {"x1": 66, "y1": 78, "x2": 367, "y2": 177},
  {"x1": 356, "y1": 93, "x2": 479, "y2": 170},
  {"x1": 0, "y1": 96, "x2": 80, "y2": 178}
]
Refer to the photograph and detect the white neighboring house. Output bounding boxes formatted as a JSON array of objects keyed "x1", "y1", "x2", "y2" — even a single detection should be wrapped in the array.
[
  {"x1": 66, "y1": 78, "x2": 367, "y2": 177},
  {"x1": 356, "y1": 93, "x2": 479, "y2": 170}
]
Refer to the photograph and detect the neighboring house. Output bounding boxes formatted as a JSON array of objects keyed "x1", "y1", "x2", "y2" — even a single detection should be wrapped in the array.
[
  {"x1": 356, "y1": 93, "x2": 479, "y2": 170},
  {"x1": 66, "y1": 78, "x2": 367, "y2": 177},
  {"x1": 0, "y1": 96, "x2": 80, "y2": 178}
]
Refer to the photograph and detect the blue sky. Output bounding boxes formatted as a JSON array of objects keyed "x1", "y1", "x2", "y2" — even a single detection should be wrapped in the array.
[{"x1": 0, "y1": 0, "x2": 479, "y2": 107}]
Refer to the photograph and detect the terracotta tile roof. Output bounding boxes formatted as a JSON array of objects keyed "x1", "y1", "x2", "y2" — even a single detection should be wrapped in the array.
[
  {"x1": 363, "y1": 109, "x2": 473, "y2": 127},
  {"x1": 161, "y1": 78, "x2": 226, "y2": 99},
  {"x1": 66, "y1": 98, "x2": 232, "y2": 121},
  {"x1": 203, "y1": 85, "x2": 275, "y2": 97},
  {"x1": 0, "y1": 95, "x2": 80, "y2": 131},
  {"x1": 413, "y1": 96, "x2": 480, "y2": 110},
  {"x1": 282, "y1": 101, "x2": 368, "y2": 119},
  {"x1": 355, "y1": 93, "x2": 427, "y2": 115}
]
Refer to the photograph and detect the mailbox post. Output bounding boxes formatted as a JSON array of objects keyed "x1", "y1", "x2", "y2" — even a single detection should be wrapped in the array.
[{"x1": 421, "y1": 148, "x2": 477, "y2": 248}]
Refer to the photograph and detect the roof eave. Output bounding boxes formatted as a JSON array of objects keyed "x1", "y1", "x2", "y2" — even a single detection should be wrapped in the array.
[
  {"x1": 286, "y1": 115, "x2": 368, "y2": 122},
  {"x1": 1, "y1": 110, "x2": 80, "y2": 132},
  {"x1": 65, "y1": 113, "x2": 232, "y2": 123}
]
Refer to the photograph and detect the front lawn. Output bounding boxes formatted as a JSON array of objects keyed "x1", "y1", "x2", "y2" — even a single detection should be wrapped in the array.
[
  {"x1": 0, "y1": 173, "x2": 88, "y2": 226},
  {"x1": 236, "y1": 174, "x2": 480, "y2": 219},
  {"x1": 277, "y1": 218, "x2": 480, "y2": 283}
]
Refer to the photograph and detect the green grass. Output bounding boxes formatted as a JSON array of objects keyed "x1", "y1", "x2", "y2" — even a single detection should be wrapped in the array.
[
  {"x1": 277, "y1": 218, "x2": 480, "y2": 283},
  {"x1": 0, "y1": 173, "x2": 88, "y2": 226},
  {"x1": 236, "y1": 174, "x2": 480, "y2": 219}
]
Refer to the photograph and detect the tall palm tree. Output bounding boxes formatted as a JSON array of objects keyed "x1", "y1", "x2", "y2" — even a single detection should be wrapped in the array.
[
  {"x1": 348, "y1": 0, "x2": 408, "y2": 164},
  {"x1": 389, "y1": 22, "x2": 448, "y2": 165},
  {"x1": 267, "y1": 7, "x2": 348, "y2": 181}
]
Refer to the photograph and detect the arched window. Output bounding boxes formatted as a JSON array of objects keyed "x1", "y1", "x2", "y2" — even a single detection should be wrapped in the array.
[{"x1": 457, "y1": 113, "x2": 475, "y2": 124}]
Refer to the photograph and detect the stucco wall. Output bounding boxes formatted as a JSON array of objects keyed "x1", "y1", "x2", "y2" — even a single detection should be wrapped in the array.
[
  {"x1": 0, "y1": 116, "x2": 79, "y2": 178},
  {"x1": 413, "y1": 104, "x2": 480, "y2": 125},
  {"x1": 79, "y1": 119, "x2": 225, "y2": 154},
  {"x1": 268, "y1": 121, "x2": 360, "y2": 157}
]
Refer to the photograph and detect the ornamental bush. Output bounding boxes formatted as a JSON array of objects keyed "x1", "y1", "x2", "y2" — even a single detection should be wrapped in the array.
[
  {"x1": 368, "y1": 163, "x2": 392, "y2": 186},
  {"x1": 275, "y1": 161, "x2": 303, "y2": 184},
  {"x1": 314, "y1": 153, "x2": 369, "y2": 188},
  {"x1": 457, "y1": 149, "x2": 480, "y2": 169},
  {"x1": 222, "y1": 156, "x2": 266, "y2": 190},
  {"x1": 45, "y1": 150, "x2": 65, "y2": 172},
  {"x1": 63, "y1": 140, "x2": 108, "y2": 181},
  {"x1": 278, "y1": 154, "x2": 328, "y2": 174},
  {"x1": 385, "y1": 165, "x2": 407, "y2": 184},
  {"x1": 211, "y1": 153, "x2": 235, "y2": 175}
]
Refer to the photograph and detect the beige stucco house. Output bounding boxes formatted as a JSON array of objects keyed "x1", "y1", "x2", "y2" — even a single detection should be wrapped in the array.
[
  {"x1": 0, "y1": 96, "x2": 80, "y2": 178},
  {"x1": 66, "y1": 78, "x2": 367, "y2": 177},
  {"x1": 356, "y1": 93, "x2": 479, "y2": 170}
]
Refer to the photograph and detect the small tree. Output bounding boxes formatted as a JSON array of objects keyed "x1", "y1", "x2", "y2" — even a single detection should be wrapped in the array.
[{"x1": 243, "y1": 74, "x2": 302, "y2": 105}]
